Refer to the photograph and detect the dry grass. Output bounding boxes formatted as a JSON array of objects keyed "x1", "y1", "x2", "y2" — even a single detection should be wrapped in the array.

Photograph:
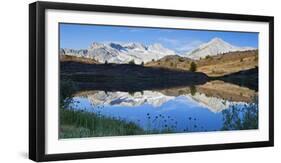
[
  {"x1": 60, "y1": 55, "x2": 99, "y2": 64},
  {"x1": 145, "y1": 50, "x2": 258, "y2": 77},
  {"x1": 145, "y1": 55, "x2": 193, "y2": 71},
  {"x1": 196, "y1": 50, "x2": 258, "y2": 77}
]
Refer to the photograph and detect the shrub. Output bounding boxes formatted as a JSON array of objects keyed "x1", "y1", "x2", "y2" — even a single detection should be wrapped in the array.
[
  {"x1": 128, "y1": 59, "x2": 135, "y2": 65},
  {"x1": 189, "y1": 62, "x2": 197, "y2": 72},
  {"x1": 205, "y1": 55, "x2": 211, "y2": 59},
  {"x1": 178, "y1": 57, "x2": 185, "y2": 62}
]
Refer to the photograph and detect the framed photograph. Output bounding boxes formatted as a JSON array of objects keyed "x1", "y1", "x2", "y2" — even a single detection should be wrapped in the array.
[{"x1": 29, "y1": 1, "x2": 274, "y2": 162}]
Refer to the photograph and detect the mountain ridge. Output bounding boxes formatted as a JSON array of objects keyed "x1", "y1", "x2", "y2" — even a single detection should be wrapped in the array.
[
  {"x1": 60, "y1": 38, "x2": 256, "y2": 64},
  {"x1": 60, "y1": 42, "x2": 176, "y2": 64}
]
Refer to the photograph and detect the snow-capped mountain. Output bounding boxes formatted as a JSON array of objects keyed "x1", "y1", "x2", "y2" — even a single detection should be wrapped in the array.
[
  {"x1": 60, "y1": 38, "x2": 256, "y2": 63},
  {"x1": 60, "y1": 42, "x2": 176, "y2": 64},
  {"x1": 186, "y1": 38, "x2": 256, "y2": 60}
]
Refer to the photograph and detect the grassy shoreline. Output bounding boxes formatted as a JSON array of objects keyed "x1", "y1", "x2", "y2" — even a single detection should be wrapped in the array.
[{"x1": 60, "y1": 108, "x2": 146, "y2": 138}]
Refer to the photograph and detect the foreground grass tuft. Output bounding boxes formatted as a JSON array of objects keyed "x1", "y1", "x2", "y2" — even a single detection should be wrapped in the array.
[{"x1": 60, "y1": 108, "x2": 145, "y2": 138}]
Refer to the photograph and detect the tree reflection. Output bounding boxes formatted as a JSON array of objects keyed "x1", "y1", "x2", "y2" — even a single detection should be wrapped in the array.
[
  {"x1": 221, "y1": 96, "x2": 258, "y2": 130},
  {"x1": 190, "y1": 85, "x2": 197, "y2": 96}
]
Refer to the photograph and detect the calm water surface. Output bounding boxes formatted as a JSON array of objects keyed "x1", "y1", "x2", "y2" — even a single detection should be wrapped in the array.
[{"x1": 69, "y1": 82, "x2": 258, "y2": 133}]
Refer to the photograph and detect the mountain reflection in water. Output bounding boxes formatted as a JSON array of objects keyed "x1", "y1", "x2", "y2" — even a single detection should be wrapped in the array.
[{"x1": 68, "y1": 81, "x2": 258, "y2": 133}]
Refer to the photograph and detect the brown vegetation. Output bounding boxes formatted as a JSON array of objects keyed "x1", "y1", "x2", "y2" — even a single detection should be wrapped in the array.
[
  {"x1": 145, "y1": 50, "x2": 258, "y2": 77},
  {"x1": 196, "y1": 80, "x2": 257, "y2": 102},
  {"x1": 60, "y1": 55, "x2": 99, "y2": 64},
  {"x1": 196, "y1": 50, "x2": 258, "y2": 77}
]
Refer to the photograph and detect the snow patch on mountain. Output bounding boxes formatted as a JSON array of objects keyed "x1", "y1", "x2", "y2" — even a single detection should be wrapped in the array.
[
  {"x1": 185, "y1": 38, "x2": 256, "y2": 60},
  {"x1": 60, "y1": 42, "x2": 176, "y2": 64}
]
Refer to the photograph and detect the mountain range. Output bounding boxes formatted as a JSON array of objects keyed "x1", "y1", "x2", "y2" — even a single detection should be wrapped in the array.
[
  {"x1": 60, "y1": 38, "x2": 256, "y2": 63},
  {"x1": 60, "y1": 42, "x2": 176, "y2": 64}
]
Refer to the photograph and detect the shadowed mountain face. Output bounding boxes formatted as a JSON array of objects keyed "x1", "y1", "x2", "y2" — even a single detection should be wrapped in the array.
[
  {"x1": 216, "y1": 67, "x2": 258, "y2": 91},
  {"x1": 60, "y1": 61, "x2": 209, "y2": 92}
]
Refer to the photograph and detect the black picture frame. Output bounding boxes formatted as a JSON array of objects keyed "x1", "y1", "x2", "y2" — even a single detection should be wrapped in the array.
[{"x1": 29, "y1": 1, "x2": 274, "y2": 162}]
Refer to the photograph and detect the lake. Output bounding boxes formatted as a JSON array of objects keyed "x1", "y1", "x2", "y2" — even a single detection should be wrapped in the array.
[{"x1": 63, "y1": 80, "x2": 258, "y2": 136}]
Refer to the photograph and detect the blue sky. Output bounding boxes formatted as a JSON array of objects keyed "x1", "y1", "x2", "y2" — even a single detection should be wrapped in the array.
[{"x1": 60, "y1": 23, "x2": 258, "y2": 52}]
